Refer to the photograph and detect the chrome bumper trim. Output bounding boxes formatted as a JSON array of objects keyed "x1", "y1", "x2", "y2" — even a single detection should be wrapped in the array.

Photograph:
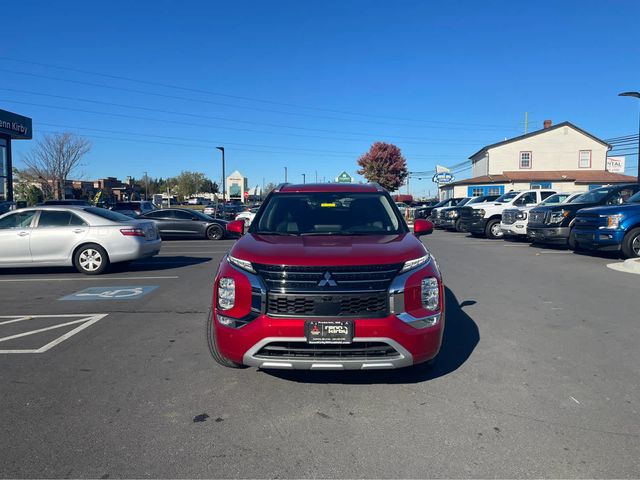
[{"x1": 242, "y1": 336, "x2": 414, "y2": 370}]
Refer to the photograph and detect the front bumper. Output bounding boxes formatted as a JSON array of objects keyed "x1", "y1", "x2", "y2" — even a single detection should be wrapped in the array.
[
  {"x1": 459, "y1": 218, "x2": 487, "y2": 234},
  {"x1": 573, "y1": 228, "x2": 624, "y2": 251},
  {"x1": 527, "y1": 226, "x2": 570, "y2": 243},
  {"x1": 501, "y1": 221, "x2": 528, "y2": 236}
]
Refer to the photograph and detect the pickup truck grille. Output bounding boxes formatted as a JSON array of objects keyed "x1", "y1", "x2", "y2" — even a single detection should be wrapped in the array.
[
  {"x1": 574, "y1": 213, "x2": 606, "y2": 228},
  {"x1": 501, "y1": 210, "x2": 517, "y2": 225},
  {"x1": 266, "y1": 292, "x2": 389, "y2": 318},
  {"x1": 255, "y1": 341, "x2": 400, "y2": 359},
  {"x1": 529, "y1": 211, "x2": 547, "y2": 225},
  {"x1": 459, "y1": 207, "x2": 477, "y2": 220},
  {"x1": 254, "y1": 263, "x2": 403, "y2": 293}
]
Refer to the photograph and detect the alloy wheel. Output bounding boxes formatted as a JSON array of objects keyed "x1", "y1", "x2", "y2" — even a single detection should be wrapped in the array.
[{"x1": 79, "y1": 249, "x2": 102, "y2": 272}]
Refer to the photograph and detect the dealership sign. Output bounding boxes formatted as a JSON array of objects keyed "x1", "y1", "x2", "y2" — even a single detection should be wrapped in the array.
[
  {"x1": 606, "y1": 156, "x2": 625, "y2": 173},
  {"x1": 432, "y1": 172, "x2": 455, "y2": 184},
  {"x1": 0, "y1": 109, "x2": 32, "y2": 140}
]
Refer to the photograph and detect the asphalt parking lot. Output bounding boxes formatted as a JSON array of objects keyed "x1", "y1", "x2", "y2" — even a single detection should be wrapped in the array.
[{"x1": 1, "y1": 232, "x2": 639, "y2": 478}]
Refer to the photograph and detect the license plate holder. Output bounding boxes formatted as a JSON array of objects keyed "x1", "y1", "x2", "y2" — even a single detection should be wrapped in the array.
[{"x1": 305, "y1": 320, "x2": 353, "y2": 344}]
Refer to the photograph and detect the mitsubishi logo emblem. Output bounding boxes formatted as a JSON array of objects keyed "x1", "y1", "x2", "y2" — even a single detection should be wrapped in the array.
[{"x1": 318, "y1": 271, "x2": 337, "y2": 287}]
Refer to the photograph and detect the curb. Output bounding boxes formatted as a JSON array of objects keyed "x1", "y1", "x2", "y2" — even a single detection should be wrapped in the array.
[{"x1": 606, "y1": 258, "x2": 640, "y2": 275}]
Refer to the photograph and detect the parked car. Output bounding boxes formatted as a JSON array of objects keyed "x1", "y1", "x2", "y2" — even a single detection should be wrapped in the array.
[
  {"x1": 430, "y1": 197, "x2": 468, "y2": 223},
  {"x1": 395, "y1": 202, "x2": 410, "y2": 215},
  {"x1": 572, "y1": 189, "x2": 640, "y2": 257},
  {"x1": 417, "y1": 197, "x2": 465, "y2": 222},
  {"x1": 111, "y1": 201, "x2": 156, "y2": 217},
  {"x1": 0, "y1": 201, "x2": 16, "y2": 215},
  {"x1": 207, "y1": 183, "x2": 443, "y2": 370},
  {"x1": 204, "y1": 202, "x2": 245, "y2": 220},
  {"x1": 501, "y1": 192, "x2": 582, "y2": 238},
  {"x1": 140, "y1": 208, "x2": 230, "y2": 240},
  {"x1": 0, "y1": 206, "x2": 160, "y2": 274},
  {"x1": 527, "y1": 184, "x2": 640, "y2": 249},
  {"x1": 458, "y1": 189, "x2": 556, "y2": 239},
  {"x1": 41, "y1": 199, "x2": 91, "y2": 206},
  {"x1": 438, "y1": 195, "x2": 500, "y2": 231},
  {"x1": 235, "y1": 206, "x2": 260, "y2": 227},
  {"x1": 433, "y1": 197, "x2": 472, "y2": 228}
]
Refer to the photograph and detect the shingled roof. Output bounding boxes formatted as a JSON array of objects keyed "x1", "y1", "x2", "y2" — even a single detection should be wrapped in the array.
[{"x1": 444, "y1": 170, "x2": 636, "y2": 187}]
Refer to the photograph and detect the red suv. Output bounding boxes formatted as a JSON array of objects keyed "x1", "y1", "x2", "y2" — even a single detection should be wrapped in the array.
[{"x1": 207, "y1": 183, "x2": 444, "y2": 370}]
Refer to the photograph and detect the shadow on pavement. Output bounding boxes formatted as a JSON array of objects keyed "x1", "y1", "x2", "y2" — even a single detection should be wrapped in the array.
[{"x1": 264, "y1": 286, "x2": 480, "y2": 385}]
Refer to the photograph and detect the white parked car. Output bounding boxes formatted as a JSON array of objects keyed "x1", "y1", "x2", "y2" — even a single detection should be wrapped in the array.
[
  {"x1": 501, "y1": 192, "x2": 583, "y2": 238},
  {"x1": 235, "y1": 207, "x2": 259, "y2": 227},
  {"x1": 0, "y1": 206, "x2": 161, "y2": 274}
]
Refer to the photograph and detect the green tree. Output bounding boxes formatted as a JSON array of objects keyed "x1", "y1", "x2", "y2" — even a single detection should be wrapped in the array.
[
  {"x1": 200, "y1": 178, "x2": 219, "y2": 194},
  {"x1": 357, "y1": 142, "x2": 408, "y2": 192}
]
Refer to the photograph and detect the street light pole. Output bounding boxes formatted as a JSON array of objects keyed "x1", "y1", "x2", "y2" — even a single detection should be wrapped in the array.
[
  {"x1": 618, "y1": 92, "x2": 640, "y2": 182},
  {"x1": 284, "y1": 167, "x2": 288, "y2": 183},
  {"x1": 216, "y1": 147, "x2": 226, "y2": 202},
  {"x1": 144, "y1": 171, "x2": 148, "y2": 201},
  {"x1": 302, "y1": 173, "x2": 306, "y2": 184}
]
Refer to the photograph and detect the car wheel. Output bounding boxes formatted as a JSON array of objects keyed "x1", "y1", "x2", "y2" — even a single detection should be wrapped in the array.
[
  {"x1": 454, "y1": 219, "x2": 463, "y2": 232},
  {"x1": 74, "y1": 244, "x2": 109, "y2": 275},
  {"x1": 206, "y1": 225, "x2": 224, "y2": 241},
  {"x1": 485, "y1": 219, "x2": 503, "y2": 239},
  {"x1": 621, "y1": 227, "x2": 640, "y2": 258},
  {"x1": 567, "y1": 229, "x2": 578, "y2": 250},
  {"x1": 206, "y1": 309, "x2": 246, "y2": 368}
]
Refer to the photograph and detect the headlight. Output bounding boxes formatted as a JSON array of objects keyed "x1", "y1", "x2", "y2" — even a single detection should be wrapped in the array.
[
  {"x1": 606, "y1": 214, "x2": 623, "y2": 229},
  {"x1": 401, "y1": 254, "x2": 430, "y2": 273},
  {"x1": 228, "y1": 254, "x2": 255, "y2": 273},
  {"x1": 217, "y1": 277, "x2": 235, "y2": 310},
  {"x1": 476, "y1": 209, "x2": 485, "y2": 216},
  {"x1": 548, "y1": 209, "x2": 569, "y2": 224},
  {"x1": 421, "y1": 277, "x2": 440, "y2": 311},
  {"x1": 515, "y1": 211, "x2": 527, "y2": 220},
  {"x1": 447, "y1": 211, "x2": 459, "y2": 218}
]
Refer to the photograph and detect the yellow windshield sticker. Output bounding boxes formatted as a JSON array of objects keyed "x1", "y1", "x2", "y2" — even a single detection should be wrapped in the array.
[{"x1": 321, "y1": 202, "x2": 336, "y2": 207}]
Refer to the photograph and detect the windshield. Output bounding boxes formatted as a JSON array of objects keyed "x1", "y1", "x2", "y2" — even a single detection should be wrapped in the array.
[
  {"x1": 457, "y1": 198, "x2": 471, "y2": 206},
  {"x1": 468, "y1": 196, "x2": 489, "y2": 205},
  {"x1": 495, "y1": 191, "x2": 520, "y2": 203},
  {"x1": 251, "y1": 192, "x2": 403, "y2": 235},
  {"x1": 573, "y1": 188, "x2": 615, "y2": 203},
  {"x1": 191, "y1": 210, "x2": 216, "y2": 221},
  {"x1": 628, "y1": 191, "x2": 640, "y2": 204},
  {"x1": 540, "y1": 193, "x2": 570, "y2": 205}
]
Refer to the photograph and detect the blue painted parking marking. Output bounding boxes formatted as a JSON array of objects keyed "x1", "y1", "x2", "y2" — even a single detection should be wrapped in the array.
[{"x1": 60, "y1": 286, "x2": 159, "y2": 301}]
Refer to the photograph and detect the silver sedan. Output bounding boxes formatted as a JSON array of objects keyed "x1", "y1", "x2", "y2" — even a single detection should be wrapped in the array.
[{"x1": 0, "y1": 206, "x2": 161, "y2": 274}]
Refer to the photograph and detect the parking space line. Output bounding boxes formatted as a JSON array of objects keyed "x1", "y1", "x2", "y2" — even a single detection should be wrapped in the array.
[
  {"x1": 0, "y1": 316, "x2": 33, "y2": 326},
  {"x1": 0, "y1": 318, "x2": 90, "y2": 344},
  {"x1": 0, "y1": 276, "x2": 179, "y2": 283}
]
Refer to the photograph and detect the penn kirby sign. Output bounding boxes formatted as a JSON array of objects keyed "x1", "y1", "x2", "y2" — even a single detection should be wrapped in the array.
[
  {"x1": 432, "y1": 172, "x2": 455, "y2": 184},
  {"x1": 0, "y1": 109, "x2": 32, "y2": 139}
]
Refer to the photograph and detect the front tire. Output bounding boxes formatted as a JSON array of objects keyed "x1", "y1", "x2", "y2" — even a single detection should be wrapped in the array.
[
  {"x1": 206, "y1": 225, "x2": 224, "y2": 241},
  {"x1": 567, "y1": 229, "x2": 578, "y2": 250},
  {"x1": 74, "y1": 244, "x2": 109, "y2": 275},
  {"x1": 485, "y1": 219, "x2": 503, "y2": 239},
  {"x1": 206, "y1": 309, "x2": 245, "y2": 368},
  {"x1": 621, "y1": 227, "x2": 640, "y2": 258}
]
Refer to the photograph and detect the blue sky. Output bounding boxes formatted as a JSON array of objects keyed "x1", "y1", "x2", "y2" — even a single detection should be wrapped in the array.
[{"x1": 2, "y1": 0, "x2": 639, "y2": 197}]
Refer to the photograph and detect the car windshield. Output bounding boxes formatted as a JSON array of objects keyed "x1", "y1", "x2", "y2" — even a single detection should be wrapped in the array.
[
  {"x1": 573, "y1": 188, "x2": 615, "y2": 203},
  {"x1": 495, "y1": 191, "x2": 520, "y2": 203},
  {"x1": 190, "y1": 210, "x2": 214, "y2": 221},
  {"x1": 540, "y1": 193, "x2": 569, "y2": 205},
  {"x1": 83, "y1": 207, "x2": 133, "y2": 222},
  {"x1": 457, "y1": 198, "x2": 471, "y2": 206},
  {"x1": 467, "y1": 196, "x2": 488, "y2": 205},
  {"x1": 628, "y1": 191, "x2": 640, "y2": 204},
  {"x1": 251, "y1": 192, "x2": 403, "y2": 235}
]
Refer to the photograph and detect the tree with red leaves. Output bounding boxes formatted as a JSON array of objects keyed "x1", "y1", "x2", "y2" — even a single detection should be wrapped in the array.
[{"x1": 357, "y1": 142, "x2": 408, "y2": 192}]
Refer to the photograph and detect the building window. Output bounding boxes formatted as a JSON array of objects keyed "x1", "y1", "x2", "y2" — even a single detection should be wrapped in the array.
[
  {"x1": 519, "y1": 151, "x2": 532, "y2": 169},
  {"x1": 467, "y1": 185, "x2": 505, "y2": 197},
  {"x1": 530, "y1": 181, "x2": 551, "y2": 189},
  {"x1": 579, "y1": 150, "x2": 591, "y2": 168},
  {"x1": 471, "y1": 187, "x2": 484, "y2": 196}
]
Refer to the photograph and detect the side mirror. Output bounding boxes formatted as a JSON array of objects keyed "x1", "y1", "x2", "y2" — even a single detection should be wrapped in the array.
[
  {"x1": 413, "y1": 219, "x2": 434, "y2": 237},
  {"x1": 226, "y1": 219, "x2": 245, "y2": 235}
]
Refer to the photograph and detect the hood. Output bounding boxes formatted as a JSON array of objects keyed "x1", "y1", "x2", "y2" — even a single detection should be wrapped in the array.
[
  {"x1": 229, "y1": 233, "x2": 427, "y2": 267},
  {"x1": 532, "y1": 201, "x2": 598, "y2": 213},
  {"x1": 577, "y1": 203, "x2": 640, "y2": 216}
]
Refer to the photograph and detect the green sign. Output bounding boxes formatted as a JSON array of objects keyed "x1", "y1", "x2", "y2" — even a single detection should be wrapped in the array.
[
  {"x1": 0, "y1": 109, "x2": 32, "y2": 140},
  {"x1": 337, "y1": 171, "x2": 352, "y2": 183}
]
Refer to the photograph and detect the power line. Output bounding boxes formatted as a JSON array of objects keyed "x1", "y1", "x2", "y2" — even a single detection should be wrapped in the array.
[{"x1": 0, "y1": 57, "x2": 522, "y2": 130}]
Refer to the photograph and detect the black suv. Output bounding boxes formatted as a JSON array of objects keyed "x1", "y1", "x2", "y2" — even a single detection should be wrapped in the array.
[{"x1": 528, "y1": 184, "x2": 640, "y2": 248}]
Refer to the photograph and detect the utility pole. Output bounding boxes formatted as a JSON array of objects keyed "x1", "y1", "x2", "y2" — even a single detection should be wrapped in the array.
[
  {"x1": 216, "y1": 147, "x2": 225, "y2": 202},
  {"x1": 302, "y1": 173, "x2": 306, "y2": 184},
  {"x1": 284, "y1": 167, "x2": 288, "y2": 182},
  {"x1": 524, "y1": 112, "x2": 529, "y2": 134},
  {"x1": 315, "y1": 170, "x2": 318, "y2": 183},
  {"x1": 144, "y1": 171, "x2": 148, "y2": 201},
  {"x1": 618, "y1": 92, "x2": 640, "y2": 182}
]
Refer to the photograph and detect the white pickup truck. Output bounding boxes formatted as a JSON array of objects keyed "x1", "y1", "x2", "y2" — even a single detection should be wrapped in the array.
[
  {"x1": 458, "y1": 189, "x2": 556, "y2": 239},
  {"x1": 500, "y1": 192, "x2": 583, "y2": 238}
]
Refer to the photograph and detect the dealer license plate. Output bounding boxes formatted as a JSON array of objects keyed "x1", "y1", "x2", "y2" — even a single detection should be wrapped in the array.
[{"x1": 305, "y1": 320, "x2": 353, "y2": 344}]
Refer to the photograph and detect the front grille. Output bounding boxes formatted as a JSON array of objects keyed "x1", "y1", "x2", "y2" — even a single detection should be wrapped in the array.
[
  {"x1": 529, "y1": 211, "x2": 547, "y2": 225},
  {"x1": 267, "y1": 292, "x2": 388, "y2": 317},
  {"x1": 574, "y1": 214, "x2": 605, "y2": 228},
  {"x1": 459, "y1": 207, "x2": 474, "y2": 220},
  {"x1": 254, "y1": 263, "x2": 403, "y2": 293},
  {"x1": 502, "y1": 210, "x2": 517, "y2": 225},
  {"x1": 255, "y1": 341, "x2": 400, "y2": 359}
]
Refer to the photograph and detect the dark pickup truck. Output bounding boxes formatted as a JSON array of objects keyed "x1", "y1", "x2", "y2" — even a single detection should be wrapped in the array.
[{"x1": 527, "y1": 184, "x2": 640, "y2": 249}]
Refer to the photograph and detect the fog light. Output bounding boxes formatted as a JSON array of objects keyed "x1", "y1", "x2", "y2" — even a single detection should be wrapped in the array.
[
  {"x1": 421, "y1": 277, "x2": 440, "y2": 311},
  {"x1": 216, "y1": 314, "x2": 235, "y2": 327},
  {"x1": 218, "y1": 277, "x2": 235, "y2": 310}
]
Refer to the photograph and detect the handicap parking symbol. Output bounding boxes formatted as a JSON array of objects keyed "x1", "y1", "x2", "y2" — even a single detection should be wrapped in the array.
[{"x1": 61, "y1": 286, "x2": 159, "y2": 301}]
